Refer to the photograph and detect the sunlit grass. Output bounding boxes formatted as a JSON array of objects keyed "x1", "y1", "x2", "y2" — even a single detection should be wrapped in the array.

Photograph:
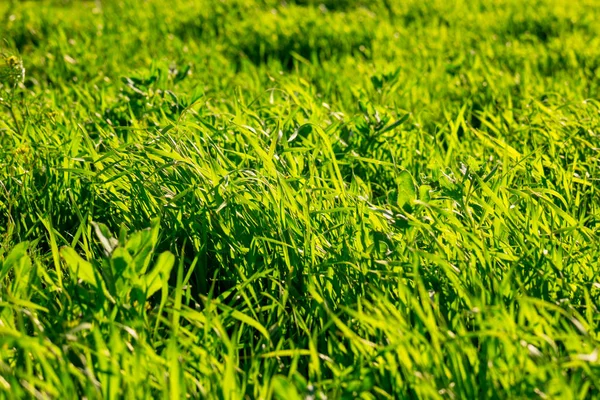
[{"x1": 0, "y1": 0, "x2": 599, "y2": 398}]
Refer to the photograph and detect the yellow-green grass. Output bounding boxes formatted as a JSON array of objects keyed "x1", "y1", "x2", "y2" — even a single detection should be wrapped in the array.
[{"x1": 1, "y1": 0, "x2": 599, "y2": 398}]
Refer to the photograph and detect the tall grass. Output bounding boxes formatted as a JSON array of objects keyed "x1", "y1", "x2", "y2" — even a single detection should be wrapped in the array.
[{"x1": 0, "y1": 0, "x2": 599, "y2": 398}]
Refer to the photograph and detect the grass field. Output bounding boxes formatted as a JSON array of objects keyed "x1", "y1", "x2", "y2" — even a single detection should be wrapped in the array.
[{"x1": 1, "y1": 0, "x2": 600, "y2": 398}]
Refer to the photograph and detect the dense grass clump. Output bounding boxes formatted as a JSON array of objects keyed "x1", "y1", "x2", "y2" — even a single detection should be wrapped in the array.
[{"x1": 1, "y1": 0, "x2": 599, "y2": 398}]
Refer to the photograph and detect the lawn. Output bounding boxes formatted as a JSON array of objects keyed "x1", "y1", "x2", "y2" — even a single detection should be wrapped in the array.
[{"x1": 1, "y1": 0, "x2": 599, "y2": 398}]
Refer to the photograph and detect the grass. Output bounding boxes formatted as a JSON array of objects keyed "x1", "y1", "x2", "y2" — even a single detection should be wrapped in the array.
[{"x1": 0, "y1": 0, "x2": 599, "y2": 398}]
